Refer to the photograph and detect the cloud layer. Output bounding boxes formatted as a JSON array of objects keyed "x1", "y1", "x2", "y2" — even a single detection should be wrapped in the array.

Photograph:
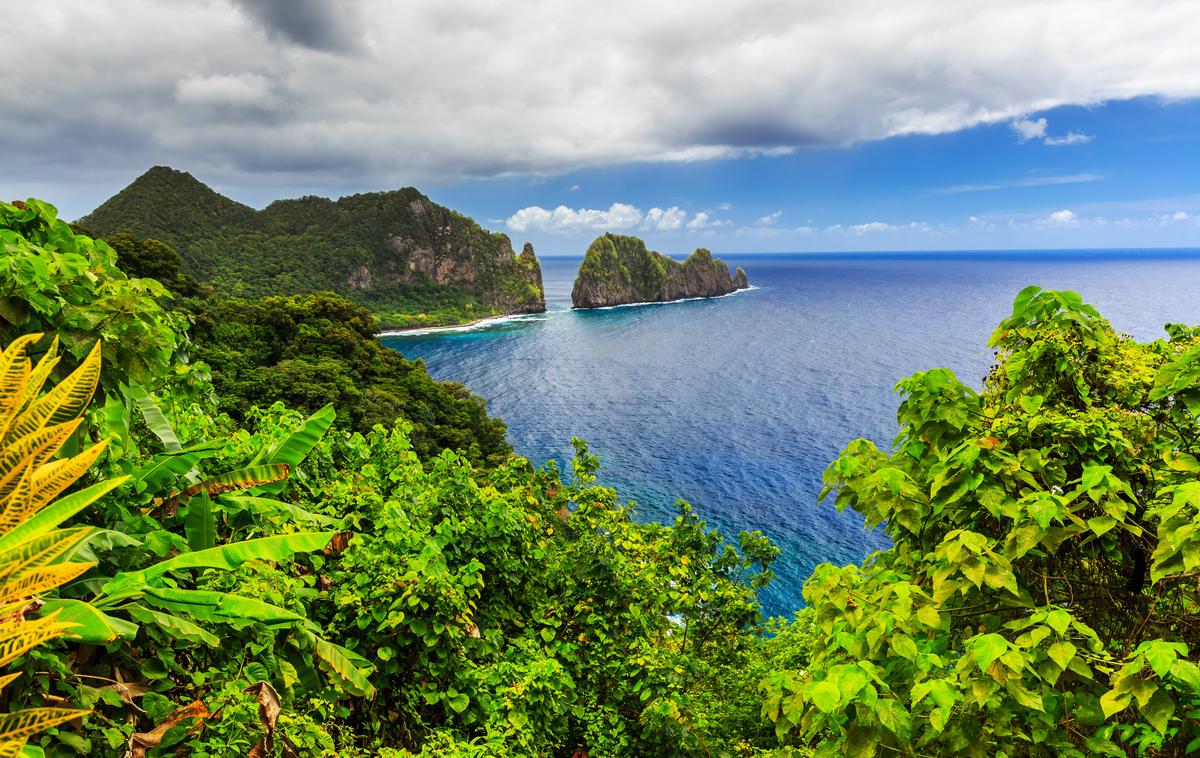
[
  {"x1": 3, "y1": 1, "x2": 1199, "y2": 195},
  {"x1": 507, "y1": 204, "x2": 727, "y2": 233}
]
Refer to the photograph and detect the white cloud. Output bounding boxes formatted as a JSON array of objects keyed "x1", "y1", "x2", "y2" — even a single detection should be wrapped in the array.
[
  {"x1": 568, "y1": 184, "x2": 581, "y2": 192},
  {"x1": 643, "y1": 207, "x2": 687, "y2": 231},
  {"x1": 1157, "y1": 210, "x2": 1191, "y2": 224},
  {"x1": 507, "y1": 202, "x2": 720, "y2": 233},
  {"x1": 842, "y1": 221, "x2": 933, "y2": 234},
  {"x1": 1012, "y1": 117, "x2": 1092, "y2": 146},
  {"x1": 5, "y1": 0, "x2": 1200, "y2": 198},
  {"x1": 1011, "y1": 117, "x2": 1048, "y2": 142},
  {"x1": 1045, "y1": 209, "x2": 1079, "y2": 225},
  {"x1": 1044, "y1": 131, "x2": 1092, "y2": 145},
  {"x1": 506, "y1": 203, "x2": 643, "y2": 232},
  {"x1": 756, "y1": 210, "x2": 783, "y2": 226},
  {"x1": 687, "y1": 211, "x2": 731, "y2": 230},
  {"x1": 717, "y1": 202, "x2": 733, "y2": 211}
]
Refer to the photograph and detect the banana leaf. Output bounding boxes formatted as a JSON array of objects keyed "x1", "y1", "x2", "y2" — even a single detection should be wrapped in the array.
[
  {"x1": 176, "y1": 464, "x2": 289, "y2": 500},
  {"x1": 126, "y1": 605, "x2": 219, "y2": 647},
  {"x1": 39, "y1": 599, "x2": 137, "y2": 643},
  {"x1": 301, "y1": 629, "x2": 376, "y2": 697},
  {"x1": 125, "y1": 383, "x2": 180, "y2": 452},
  {"x1": 184, "y1": 492, "x2": 215, "y2": 552},
  {"x1": 141, "y1": 586, "x2": 306, "y2": 626},
  {"x1": 251, "y1": 404, "x2": 335, "y2": 495},
  {"x1": 133, "y1": 442, "x2": 223, "y2": 495},
  {"x1": 218, "y1": 495, "x2": 341, "y2": 528}
]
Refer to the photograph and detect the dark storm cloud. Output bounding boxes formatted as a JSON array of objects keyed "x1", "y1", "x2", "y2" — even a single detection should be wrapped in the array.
[{"x1": 231, "y1": 0, "x2": 359, "y2": 51}]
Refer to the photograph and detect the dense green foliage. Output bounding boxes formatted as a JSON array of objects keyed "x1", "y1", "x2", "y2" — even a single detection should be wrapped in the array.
[
  {"x1": 0, "y1": 199, "x2": 187, "y2": 389},
  {"x1": 8, "y1": 194, "x2": 1200, "y2": 756},
  {"x1": 764, "y1": 287, "x2": 1200, "y2": 756},
  {"x1": 185, "y1": 292, "x2": 511, "y2": 467},
  {"x1": 79, "y1": 167, "x2": 545, "y2": 329},
  {"x1": 3, "y1": 199, "x2": 810, "y2": 756},
  {"x1": 572, "y1": 234, "x2": 746, "y2": 309}
]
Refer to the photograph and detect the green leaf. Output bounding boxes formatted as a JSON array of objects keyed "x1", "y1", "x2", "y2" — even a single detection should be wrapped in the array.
[
  {"x1": 1080, "y1": 464, "x2": 1112, "y2": 491},
  {"x1": 132, "y1": 444, "x2": 223, "y2": 494},
  {"x1": 1087, "y1": 515, "x2": 1117, "y2": 537},
  {"x1": 1139, "y1": 689, "x2": 1174, "y2": 735},
  {"x1": 971, "y1": 633, "x2": 1008, "y2": 672},
  {"x1": 891, "y1": 634, "x2": 918, "y2": 660},
  {"x1": 1100, "y1": 687, "x2": 1131, "y2": 718},
  {"x1": 178, "y1": 464, "x2": 290, "y2": 500},
  {"x1": 184, "y1": 492, "x2": 215, "y2": 552},
  {"x1": 141, "y1": 586, "x2": 306, "y2": 626},
  {"x1": 302, "y1": 630, "x2": 375, "y2": 697},
  {"x1": 126, "y1": 605, "x2": 219, "y2": 647},
  {"x1": 446, "y1": 691, "x2": 470, "y2": 714},
  {"x1": 136, "y1": 532, "x2": 332, "y2": 583},
  {"x1": 40, "y1": 599, "x2": 133, "y2": 643},
  {"x1": 1011, "y1": 285, "x2": 1042, "y2": 319},
  {"x1": 916, "y1": 605, "x2": 940, "y2": 628},
  {"x1": 251, "y1": 404, "x2": 335, "y2": 495},
  {"x1": 125, "y1": 383, "x2": 180, "y2": 452},
  {"x1": 1045, "y1": 609, "x2": 1072, "y2": 635},
  {"x1": 809, "y1": 680, "x2": 841, "y2": 713},
  {"x1": 1138, "y1": 640, "x2": 1185, "y2": 678},
  {"x1": 1047, "y1": 640, "x2": 1077, "y2": 670},
  {"x1": 1164, "y1": 451, "x2": 1200, "y2": 473},
  {"x1": 219, "y1": 495, "x2": 340, "y2": 527}
]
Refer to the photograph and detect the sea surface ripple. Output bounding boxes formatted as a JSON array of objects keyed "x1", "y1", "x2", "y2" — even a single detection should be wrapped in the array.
[{"x1": 383, "y1": 250, "x2": 1200, "y2": 615}]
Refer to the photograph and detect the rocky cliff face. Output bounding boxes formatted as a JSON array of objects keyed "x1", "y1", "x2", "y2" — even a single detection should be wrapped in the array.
[
  {"x1": 571, "y1": 234, "x2": 749, "y2": 309},
  {"x1": 79, "y1": 166, "x2": 546, "y2": 323}
]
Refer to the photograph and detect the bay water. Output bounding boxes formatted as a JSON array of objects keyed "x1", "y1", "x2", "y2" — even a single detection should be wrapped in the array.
[{"x1": 384, "y1": 251, "x2": 1200, "y2": 615}]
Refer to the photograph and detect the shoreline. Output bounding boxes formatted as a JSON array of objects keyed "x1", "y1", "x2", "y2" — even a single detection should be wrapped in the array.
[
  {"x1": 573, "y1": 284, "x2": 759, "y2": 312},
  {"x1": 379, "y1": 311, "x2": 549, "y2": 337},
  {"x1": 380, "y1": 285, "x2": 760, "y2": 337}
]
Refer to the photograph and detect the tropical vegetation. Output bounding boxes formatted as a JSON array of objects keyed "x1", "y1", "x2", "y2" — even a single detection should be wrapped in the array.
[{"x1": 1, "y1": 195, "x2": 1198, "y2": 756}]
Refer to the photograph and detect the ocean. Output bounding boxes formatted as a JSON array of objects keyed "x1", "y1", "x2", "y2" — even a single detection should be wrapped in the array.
[{"x1": 382, "y1": 250, "x2": 1200, "y2": 616}]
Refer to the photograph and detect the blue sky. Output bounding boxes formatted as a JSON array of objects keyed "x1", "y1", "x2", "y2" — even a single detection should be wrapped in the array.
[
  {"x1": 432, "y1": 97, "x2": 1200, "y2": 256},
  {"x1": 4, "y1": 1, "x2": 1199, "y2": 256}
]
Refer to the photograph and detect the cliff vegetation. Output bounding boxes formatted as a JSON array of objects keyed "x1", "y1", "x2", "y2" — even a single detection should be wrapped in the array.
[
  {"x1": 79, "y1": 167, "x2": 545, "y2": 330},
  {"x1": 572, "y1": 233, "x2": 748, "y2": 309}
]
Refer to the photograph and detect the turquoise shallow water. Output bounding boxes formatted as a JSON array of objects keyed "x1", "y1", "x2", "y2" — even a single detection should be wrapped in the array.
[{"x1": 383, "y1": 250, "x2": 1200, "y2": 616}]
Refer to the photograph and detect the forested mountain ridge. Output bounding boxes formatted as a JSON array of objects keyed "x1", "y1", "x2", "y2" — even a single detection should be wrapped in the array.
[{"x1": 79, "y1": 166, "x2": 546, "y2": 329}]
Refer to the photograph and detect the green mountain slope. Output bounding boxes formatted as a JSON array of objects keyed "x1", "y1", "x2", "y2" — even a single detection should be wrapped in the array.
[{"x1": 79, "y1": 167, "x2": 545, "y2": 329}]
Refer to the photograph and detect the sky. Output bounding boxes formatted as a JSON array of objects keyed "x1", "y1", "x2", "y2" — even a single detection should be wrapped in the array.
[{"x1": 2, "y1": 0, "x2": 1199, "y2": 256}]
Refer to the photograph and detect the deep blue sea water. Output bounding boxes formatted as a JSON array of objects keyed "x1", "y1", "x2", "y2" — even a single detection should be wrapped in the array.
[{"x1": 383, "y1": 251, "x2": 1200, "y2": 616}]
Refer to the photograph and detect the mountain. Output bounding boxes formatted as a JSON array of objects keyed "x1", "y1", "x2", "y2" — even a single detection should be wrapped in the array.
[
  {"x1": 79, "y1": 167, "x2": 545, "y2": 329},
  {"x1": 571, "y1": 233, "x2": 748, "y2": 308}
]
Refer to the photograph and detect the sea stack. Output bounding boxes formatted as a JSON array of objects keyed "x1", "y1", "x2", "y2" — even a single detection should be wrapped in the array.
[{"x1": 571, "y1": 233, "x2": 749, "y2": 309}]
